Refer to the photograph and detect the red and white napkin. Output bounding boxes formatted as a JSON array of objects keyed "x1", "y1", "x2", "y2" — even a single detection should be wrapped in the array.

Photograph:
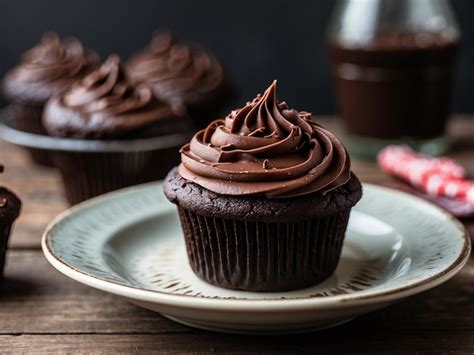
[{"x1": 378, "y1": 145, "x2": 474, "y2": 217}]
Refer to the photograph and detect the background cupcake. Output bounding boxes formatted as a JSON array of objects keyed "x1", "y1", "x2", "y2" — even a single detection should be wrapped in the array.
[
  {"x1": 43, "y1": 55, "x2": 193, "y2": 204},
  {"x1": 0, "y1": 165, "x2": 21, "y2": 278},
  {"x1": 127, "y1": 32, "x2": 236, "y2": 129},
  {"x1": 164, "y1": 81, "x2": 362, "y2": 292},
  {"x1": 2, "y1": 32, "x2": 99, "y2": 165}
]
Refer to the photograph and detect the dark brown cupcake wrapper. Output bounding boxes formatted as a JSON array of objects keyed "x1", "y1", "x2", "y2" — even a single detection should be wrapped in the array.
[
  {"x1": 176, "y1": 206, "x2": 352, "y2": 291},
  {"x1": 53, "y1": 147, "x2": 181, "y2": 205},
  {"x1": 10, "y1": 103, "x2": 53, "y2": 166},
  {"x1": 0, "y1": 224, "x2": 13, "y2": 278}
]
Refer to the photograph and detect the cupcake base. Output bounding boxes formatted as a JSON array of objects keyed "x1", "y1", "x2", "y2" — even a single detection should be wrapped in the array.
[
  {"x1": 10, "y1": 103, "x2": 53, "y2": 166},
  {"x1": 164, "y1": 167, "x2": 362, "y2": 292},
  {"x1": 177, "y1": 207, "x2": 350, "y2": 291}
]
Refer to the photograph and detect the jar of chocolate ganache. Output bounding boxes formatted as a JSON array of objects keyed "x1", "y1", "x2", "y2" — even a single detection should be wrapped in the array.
[{"x1": 327, "y1": 0, "x2": 460, "y2": 158}]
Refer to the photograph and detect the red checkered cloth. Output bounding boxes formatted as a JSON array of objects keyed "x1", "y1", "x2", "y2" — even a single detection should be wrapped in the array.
[{"x1": 378, "y1": 146, "x2": 474, "y2": 209}]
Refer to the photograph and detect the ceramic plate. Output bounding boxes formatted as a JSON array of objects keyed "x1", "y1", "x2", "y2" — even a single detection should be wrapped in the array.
[{"x1": 42, "y1": 182, "x2": 470, "y2": 334}]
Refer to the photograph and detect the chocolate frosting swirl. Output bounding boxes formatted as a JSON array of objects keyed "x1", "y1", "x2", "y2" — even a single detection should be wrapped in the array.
[
  {"x1": 43, "y1": 56, "x2": 178, "y2": 139},
  {"x1": 127, "y1": 33, "x2": 225, "y2": 105},
  {"x1": 179, "y1": 81, "x2": 351, "y2": 198},
  {"x1": 3, "y1": 33, "x2": 99, "y2": 103}
]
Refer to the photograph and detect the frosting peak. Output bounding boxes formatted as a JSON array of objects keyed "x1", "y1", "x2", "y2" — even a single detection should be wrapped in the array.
[
  {"x1": 179, "y1": 81, "x2": 352, "y2": 198},
  {"x1": 43, "y1": 56, "x2": 178, "y2": 139},
  {"x1": 127, "y1": 32, "x2": 225, "y2": 104},
  {"x1": 18, "y1": 33, "x2": 89, "y2": 81},
  {"x1": 63, "y1": 56, "x2": 150, "y2": 116},
  {"x1": 3, "y1": 32, "x2": 99, "y2": 103}
]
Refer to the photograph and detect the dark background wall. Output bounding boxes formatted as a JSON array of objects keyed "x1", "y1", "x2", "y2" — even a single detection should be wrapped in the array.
[{"x1": 1, "y1": 0, "x2": 473, "y2": 114}]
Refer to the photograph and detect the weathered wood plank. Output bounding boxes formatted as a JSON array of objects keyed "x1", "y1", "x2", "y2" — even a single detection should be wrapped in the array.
[
  {"x1": 0, "y1": 251, "x2": 191, "y2": 334},
  {"x1": 1, "y1": 250, "x2": 473, "y2": 335},
  {"x1": 1, "y1": 331, "x2": 474, "y2": 354}
]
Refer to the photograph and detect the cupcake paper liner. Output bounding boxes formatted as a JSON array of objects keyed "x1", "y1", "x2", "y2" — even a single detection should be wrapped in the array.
[
  {"x1": 10, "y1": 103, "x2": 53, "y2": 166},
  {"x1": 177, "y1": 206, "x2": 351, "y2": 292},
  {"x1": 53, "y1": 147, "x2": 180, "y2": 205}
]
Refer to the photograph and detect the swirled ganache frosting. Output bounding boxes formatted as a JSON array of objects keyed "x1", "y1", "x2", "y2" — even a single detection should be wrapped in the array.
[
  {"x1": 43, "y1": 56, "x2": 180, "y2": 139},
  {"x1": 2, "y1": 32, "x2": 99, "y2": 104},
  {"x1": 178, "y1": 81, "x2": 352, "y2": 198},
  {"x1": 127, "y1": 32, "x2": 225, "y2": 105}
]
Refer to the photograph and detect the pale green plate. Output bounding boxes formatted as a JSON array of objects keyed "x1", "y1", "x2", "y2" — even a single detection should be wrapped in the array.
[{"x1": 42, "y1": 182, "x2": 470, "y2": 334}]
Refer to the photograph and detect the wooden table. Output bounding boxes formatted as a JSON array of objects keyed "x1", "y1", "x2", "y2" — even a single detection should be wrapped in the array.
[{"x1": 1, "y1": 117, "x2": 473, "y2": 353}]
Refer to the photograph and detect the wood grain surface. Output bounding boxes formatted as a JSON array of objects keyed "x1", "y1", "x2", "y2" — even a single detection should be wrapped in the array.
[{"x1": 0, "y1": 117, "x2": 473, "y2": 354}]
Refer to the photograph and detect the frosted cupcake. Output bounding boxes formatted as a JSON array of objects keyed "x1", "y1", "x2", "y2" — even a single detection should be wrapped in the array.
[
  {"x1": 43, "y1": 56, "x2": 192, "y2": 204},
  {"x1": 128, "y1": 32, "x2": 236, "y2": 129},
  {"x1": 2, "y1": 33, "x2": 99, "y2": 165},
  {"x1": 164, "y1": 81, "x2": 362, "y2": 291}
]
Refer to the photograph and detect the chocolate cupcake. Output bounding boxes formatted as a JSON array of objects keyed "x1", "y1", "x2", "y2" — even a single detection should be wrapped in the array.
[
  {"x1": 2, "y1": 32, "x2": 99, "y2": 165},
  {"x1": 127, "y1": 33, "x2": 236, "y2": 128},
  {"x1": 0, "y1": 166, "x2": 21, "y2": 278},
  {"x1": 43, "y1": 56, "x2": 192, "y2": 204},
  {"x1": 164, "y1": 81, "x2": 362, "y2": 291}
]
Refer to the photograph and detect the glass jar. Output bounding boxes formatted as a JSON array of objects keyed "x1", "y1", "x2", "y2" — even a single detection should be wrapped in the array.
[{"x1": 327, "y1": 0, "x2": 460, "y2": 159}]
